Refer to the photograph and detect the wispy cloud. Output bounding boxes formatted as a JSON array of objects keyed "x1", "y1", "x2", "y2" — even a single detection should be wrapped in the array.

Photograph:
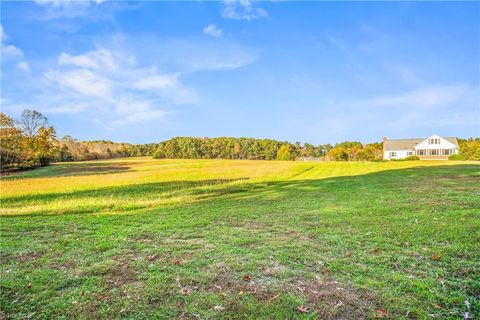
[
  {"x1": 203, "y1": 24, "x2": 222, "y2": 38},
  {"x1": 0, "y1": 24, "x2": 30, "y2": 70},
  {"x1": 222, "y1": 0, "x2": 268, "y2": 20},
  {"x1": 324, "y1": 84, "x2": 480, "y2": 136},
  {"x1": 32, "y1": 0, "x2": 125, "y2": 21},
  {"x1": 12, "y1": 34, "x2": 257, "y2": 127},
  {"x1": 362, "y1": 85, "x2": 473, "y2": 109},
  {"x1": 126, "y1": 36, "x2": 258, "y2": 72},
  {"x1": 35, "y1": 0, "x2": 105, "y2": 8},
  {"x1": 37, "y1": 46, "x2": 199, "y2": 125},
  {"x1": 2, "y1": 44, "x2": 23, "y2": 59},
  {"x1": 17, "y1": 61, "x2": 30, "y2": 72}
]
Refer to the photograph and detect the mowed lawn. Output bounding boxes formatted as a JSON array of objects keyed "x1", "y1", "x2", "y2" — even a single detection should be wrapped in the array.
[{"x1": 1, "y1": 159, "x2": 479, "y2": 319}]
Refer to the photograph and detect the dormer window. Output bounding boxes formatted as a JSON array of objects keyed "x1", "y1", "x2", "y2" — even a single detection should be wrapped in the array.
[{"x1": 429, "y1": 138, "x2": 440, "y2": 144}]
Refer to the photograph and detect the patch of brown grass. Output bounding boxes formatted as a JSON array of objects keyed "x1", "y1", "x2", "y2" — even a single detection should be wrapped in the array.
[
  {"x1": 105, "y1": 256, "x2": 139, "y2": 291},
  {"x1": 292, "y1": 277, "x2": 376, "y2": 319},
  {"x1": 205, "y1": 263, "x2": 376, "y2": 318},
  {"x1": 0, "y1": 251, "x2": 44, "y2": 266}
]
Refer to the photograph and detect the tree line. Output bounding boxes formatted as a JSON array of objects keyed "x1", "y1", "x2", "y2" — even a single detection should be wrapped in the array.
[
  {"x1": 457, "y1": 138, "x2": 480, "y2": 160},
  {"x1": 151, "y1": 137, "x2": 384, "y2": 161},
  {"x1": 0, "y1": 110, "x2": 156, "y2": 172},
  {"x1": 1, "y1": 109, "x2": 479, "y2": 172}
]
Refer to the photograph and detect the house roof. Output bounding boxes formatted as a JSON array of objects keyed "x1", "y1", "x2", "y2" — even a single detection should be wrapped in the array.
[
  {"x1": 384, "y1": 138, "x2": 423, "y2": 151},
  {"x1": 384, "y1": 137, "x2": 458, "y2": 150}
]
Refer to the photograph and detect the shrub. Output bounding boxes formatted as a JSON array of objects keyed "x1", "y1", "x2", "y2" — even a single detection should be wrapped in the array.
[
  {"x1": 404, "y1": 155, "x2": 420, "y2": 161},
  {"x1": 448, "y1": 154, "x2": 465, "y2": 160}
]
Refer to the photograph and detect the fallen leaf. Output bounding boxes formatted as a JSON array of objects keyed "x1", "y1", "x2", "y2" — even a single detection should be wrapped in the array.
[
  {"x1": 243, "y1": 274, "x2": 252, "y2": 281},
  {"x1": 344, "y1": 252, "x2": 352, "y2": 257},
  {"x1": 297, "y1": 305, "x2": 309, "y2": 313},
  {"x1": 213, "y1": 305, "x2": 224, "y2": 311},
  {"x1": 432, "y1": 303, "x2": 443, "y2": 309},
  {"x1": 27, "y1": 283, "x2": 32, "y2": 289},
  {"x1": 172, "y1": 258, "x2": 181, "y2": 265},
  {"x1": 267, "y1": 293, "x2": 281, "y2": 303},
  {"x1": 374, "y1": 309, "x2": 388, "y2": 318},
  {"x1": 181, "y1": 287, "x2": 191, "y2": 295},
  {"x1": 147, "y1": 255, "x2": 157, "y2": 262},
  {"x1": 432, "y1": 254, "x2": 442, "y2": 261}
]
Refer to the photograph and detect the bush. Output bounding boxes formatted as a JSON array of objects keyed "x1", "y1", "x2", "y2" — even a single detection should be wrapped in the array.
[
  {"x1": 448, "y1": 154, "x2": 465, "y2": 160},
  {"x1": 404, "y1": 155, "x2": 420, "y2": 161}
]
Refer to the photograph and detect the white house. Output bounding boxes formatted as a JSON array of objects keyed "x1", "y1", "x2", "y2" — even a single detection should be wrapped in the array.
[{"x1": 383, "y1": 134, "x2": 459, "y2": 160}]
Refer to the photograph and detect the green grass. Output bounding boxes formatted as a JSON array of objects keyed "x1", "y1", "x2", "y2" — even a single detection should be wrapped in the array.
[{"x1": 1, "y1": 158, "x2": 479, "y2": 319}]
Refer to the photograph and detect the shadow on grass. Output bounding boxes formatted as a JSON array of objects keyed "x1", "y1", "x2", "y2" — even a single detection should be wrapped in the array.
[
  {"x1": 1, "y1": 161, "x2": 138, "y2": 180},
  {"x1": 1, "y1": 163, "x2": 478, "y2": 218},
  {"x1": 0, "y1": 178, "x2": 250, "y2": 216}
]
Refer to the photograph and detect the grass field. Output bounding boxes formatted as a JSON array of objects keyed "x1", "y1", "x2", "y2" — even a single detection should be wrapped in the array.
[{"x1": 1, "y1": 158, "x2": 479, "y2": 319}]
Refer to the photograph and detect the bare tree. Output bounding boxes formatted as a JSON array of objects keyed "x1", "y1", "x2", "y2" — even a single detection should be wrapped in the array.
[{"x1": 18, "y1": 109, "x2": 48, "y2": 138}]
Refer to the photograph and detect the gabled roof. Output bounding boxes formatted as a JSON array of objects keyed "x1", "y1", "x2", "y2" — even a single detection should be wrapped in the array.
[
  {"x1": 384, "y1": 138, "x2": 423, "y2": 151},
  {"x1": 384, "y1": 137, "x2": 458, "y2": 150},
  {"x1": 444, "y1": 137, "x2": 459, "y2": 147}
]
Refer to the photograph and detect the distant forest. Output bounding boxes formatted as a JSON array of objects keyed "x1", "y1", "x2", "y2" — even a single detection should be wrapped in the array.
[{"x1": 1, "y1": 109, "x2": 479, "y2": 172}]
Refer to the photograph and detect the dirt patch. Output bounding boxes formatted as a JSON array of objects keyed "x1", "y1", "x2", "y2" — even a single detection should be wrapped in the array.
[
  {"x1": 48, "y1": 260, "x2": 78, "y2": 271},
  {"x1": 205, "y1": 263, "x2": 376, "y2": 319},
  {"x1": 292, "y1": 277, "x2": 376, "y2": 320},
  {"x1": 105, "y1": 256, "x2": 138, "y2": 291},
  {"x1": 0, "y1": 251, "x2": 44, "y2": 265},
  {"x1": 207, "y1": 263, "x2": 277, "y2": 301}
]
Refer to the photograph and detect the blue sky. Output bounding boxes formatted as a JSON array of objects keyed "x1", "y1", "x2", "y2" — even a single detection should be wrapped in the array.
[{"x1": 1, "y1": 1, "x2": 479, "y2": 144}]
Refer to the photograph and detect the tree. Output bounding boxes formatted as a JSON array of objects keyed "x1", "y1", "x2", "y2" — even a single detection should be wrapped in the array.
[
  {"x1": 301, "y1": 143, "x2": 316, "y2": 157},
  {"x1": 0, "y1": 112, "x2": 24, "y2": 170},
  {"x1": 458, "y1": 138, "x2": 480, "y2": 160},
  {"x1": 18, "y1": 109, "x2": 48, "y2": 138},
  {"x1": 29, "y1": 127, "x2": 57, "y2": 166},
  {"x1": 327, "y1": 147, "x2": 348, "y2": 161},
  {"x1": 276, "y1": 144, "x2": 294, "y2": 160}
]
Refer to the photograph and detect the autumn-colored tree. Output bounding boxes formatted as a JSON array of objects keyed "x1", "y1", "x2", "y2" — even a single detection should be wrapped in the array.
[
  {"x1": 458, "y1": 138, "x2": 480, "y2": 160},
  {"x1": 0, "y1": 112, "x2": 24, "y2": 170},
  {"x1": 327, "y1": 147, "x2": 348, "y2": 161},
  {"x1": 27, "y1": 127, "x2": 57, "y2": 166},
  {"x1": 276, "y1": 144, "x2": 294, "y2": 160}
]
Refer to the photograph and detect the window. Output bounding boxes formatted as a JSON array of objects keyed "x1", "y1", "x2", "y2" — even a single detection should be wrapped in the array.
[
  {"x1": 407, "y1": 151, "x2": 413, "y2": 156},
  {"x1": 390, "y1": 152, "x2": 396, "y2": 158},
  {"x1": 417, "y1": 149, "x2": 426, "y2": 156},
  {"x1": 429, "y1": 138, "x2": 440, "y2": 144}
]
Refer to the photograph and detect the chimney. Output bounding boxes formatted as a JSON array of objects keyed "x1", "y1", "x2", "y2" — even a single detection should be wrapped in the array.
[{"x1": 382, "y1": 137, "x2": 387, "y2": 152}]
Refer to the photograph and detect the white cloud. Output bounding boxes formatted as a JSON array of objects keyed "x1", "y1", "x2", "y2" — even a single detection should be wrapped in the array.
[
  {"x1": 17, "y1": 61, "x2": 30, "y2": 72},
  {"x1": 133, "y1": 74, "x2": 179, "y2": 91},
  {"x1": 33, "y1": 0, "x2": 119, "y2": 21},
  {"x1": 43, "y1": 69, "x2": 112, "y2": 97},
  {"x1": 222, "y1": 0, "x2": 268, "y2": 20},
  {"x1": 203, "y1": 24, "x2": 222, "y2": 38},
  {"x1": 363, "y1": 85, "x2": 472, "y2": 109},
  {"x1": 1, "y1": 24, "x2": 29, "y2": 69},
  {"x1": 322, "y1": 84, "x2": 479, "y2": 135},
  {"x1": 2, "y1": 44, "x2": 24, "y2": 59},
  {"x1": 58, "y1": 49, "x2": 117, "y2": 71},
  {"x1": 4, "y1": 34, "x2": 257, "y2": 127},
  {"x1": 37, "y1": 46, "x2": 200, "y2": 125},
  {"x1": 35, "y1": 0, "x2": 104, "y2": 8},
  {"x1": 0, "y1": 24, "x2": 5, "y2": 42}
]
